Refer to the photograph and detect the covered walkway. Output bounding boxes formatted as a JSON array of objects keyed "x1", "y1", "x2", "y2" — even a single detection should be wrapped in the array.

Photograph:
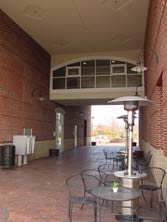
[
  {"x1": 0, "y1": 145, "x2": 149, "y2": 221},
  {"x1": 0, "y1": 145, "x2": 120, "y2": 221}
]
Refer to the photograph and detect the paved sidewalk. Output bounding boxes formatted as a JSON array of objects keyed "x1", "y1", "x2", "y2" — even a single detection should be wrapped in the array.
[
  {"x1": 0, "y1": 145, "x2": 153, "y2": 222},
  {"x1": 0, "y1": 146, "x2": 107, "y2": 222}
]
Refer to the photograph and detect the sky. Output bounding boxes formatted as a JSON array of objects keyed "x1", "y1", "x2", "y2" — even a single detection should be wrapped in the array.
[{"x1": 91, "y1": 105, "x2": 127, "y2": 126}]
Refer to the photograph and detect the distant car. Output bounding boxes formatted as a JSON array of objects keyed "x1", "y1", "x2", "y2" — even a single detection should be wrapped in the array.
[{"x1": 92, "y1": 135, "x2": 110, "y2": 144}]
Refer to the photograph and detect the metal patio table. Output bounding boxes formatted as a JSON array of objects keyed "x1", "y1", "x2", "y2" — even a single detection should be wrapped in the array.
[{"x1": 92, "y1": 186, "x2": 141, "y2": 221}]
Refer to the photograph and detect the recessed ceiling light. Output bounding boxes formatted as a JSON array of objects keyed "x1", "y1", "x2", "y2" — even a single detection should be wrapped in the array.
[
  {"x1": 111, "y1": 60, "x2": 115, "y2": 63},
  {"x1": 24, "y1": 5, "x2": 47, "y2": 19}
]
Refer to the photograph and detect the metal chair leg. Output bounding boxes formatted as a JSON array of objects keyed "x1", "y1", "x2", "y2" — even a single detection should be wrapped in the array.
[
  {"x1": 141, "y1": 188, "x2": 147, "y2": 202},
  {"x1": 94, "y1": 203, "x2": 97, "y2": 222},
  {"x1": 150, "y1": 190, "x2": 153, "y2": 208},
  {"x1": 69, "y1": 201, "x2": 72, "y2": 222}
]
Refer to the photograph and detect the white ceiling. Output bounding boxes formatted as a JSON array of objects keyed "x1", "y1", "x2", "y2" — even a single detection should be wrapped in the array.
[{"x1": 0, "y1": 0, "x2": 150, "y2": 55}]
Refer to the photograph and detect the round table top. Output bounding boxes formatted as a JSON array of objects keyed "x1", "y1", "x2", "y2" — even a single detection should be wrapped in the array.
[
  {"x1": 91, "y1": 186, "x2": 141, "y2": 201},
  {"x1": 114, "y1": 170, "x2": 147, "y2": 179}
]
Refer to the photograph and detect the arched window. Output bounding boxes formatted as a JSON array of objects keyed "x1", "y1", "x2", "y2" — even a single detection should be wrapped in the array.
[{"x1": 51, "y1": 58, "x2": 143, "y2": 90}]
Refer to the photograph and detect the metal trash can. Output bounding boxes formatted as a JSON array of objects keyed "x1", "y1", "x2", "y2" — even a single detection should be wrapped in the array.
[
  {"x1": 91, "y1": 142, "x2": 96, "y2": 146},
  {"x1": 49, "y1": 149, "x2": 59, "y2": 157},
  {"x1": 0, "y1": 145, "x2": 15, "y2": 168}
]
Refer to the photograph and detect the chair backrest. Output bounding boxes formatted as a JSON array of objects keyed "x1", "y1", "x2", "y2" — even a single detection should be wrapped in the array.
[
  {"x1": 81, "y1": 169, "x2": 100, "y2": 180},
  {"x1": 66, "y1": 174, "x2": 84, "y2": 197},
  {"x1": 0, "y1": 207, "x2": 9, "y2": 222},
  {"x1": 142, "y1": 167, "x2": 166, "y2": 188},
  {"x1": 161, "y1": 187, "x2": 167, "y2": 204},
  {"x1": 103, "y1": 149, "x2": 116, "y2": 160},
  {"x1": 98, "y1": 164, "x2": 114, "y2": 172},
  {"x1": 98, "y1": 164, "x2": 118, "y2": 185},
  {"x1": 81, "y1": 174, "x2": 101, "y2": 196},
  {"x1": 144, "y1": 150, "x2": 151, "y2": 161},
  {"x1": 145, "y1": 154, "x2": 152, "y2": 166}
]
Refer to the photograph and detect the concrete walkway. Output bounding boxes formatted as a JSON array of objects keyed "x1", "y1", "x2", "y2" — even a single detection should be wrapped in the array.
[{"x1": 0, "y1": 144, "x2": 146, "y2": 222}]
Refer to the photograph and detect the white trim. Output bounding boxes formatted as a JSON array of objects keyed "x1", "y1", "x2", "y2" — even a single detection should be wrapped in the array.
[
  {"x1": 66, "y1": 66, "x2": 81, "y2": 77},
  {"x1": 111, "y1": 64, "x2": 126, "y2": 75}
]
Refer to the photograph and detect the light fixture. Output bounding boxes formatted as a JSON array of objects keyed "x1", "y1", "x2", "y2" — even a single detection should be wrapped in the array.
[
  {"x1": 131, "y1": 62, "x2": 148, "y2": 73},
  {"x1": 31, "y1": 88, "x2": 45, "y2": 102},
  {"x1": 109, "y1": 96, "x2": 153, "y2": 177},
  {"x1": 131, "y1": 48, "x2": 159, "y2": 73}
]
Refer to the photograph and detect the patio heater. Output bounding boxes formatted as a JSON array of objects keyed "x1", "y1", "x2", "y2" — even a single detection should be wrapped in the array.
[
  {"x1": 109, "y1": 96, "x2": 153, "y2": 177},
  {"x1": 117, "y1": 115, "x2": 129, "y2": 154}
]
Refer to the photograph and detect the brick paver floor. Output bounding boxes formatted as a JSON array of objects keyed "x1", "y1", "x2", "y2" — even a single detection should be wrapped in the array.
[{"x1": 0, "y1": 145, "x2": 156, "y2": 222}]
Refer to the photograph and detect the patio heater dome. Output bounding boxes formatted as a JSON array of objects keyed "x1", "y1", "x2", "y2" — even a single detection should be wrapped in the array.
[{"x1": 108, "y1": 96, "x2": 153, "y2": 111}]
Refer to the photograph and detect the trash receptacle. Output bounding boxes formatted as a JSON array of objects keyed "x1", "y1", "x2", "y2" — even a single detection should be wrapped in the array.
[
  {"x1": 49, "y1": 149, "x2": 59, "y2": 157},
  {"x1": 0, "y1": 145, "x2": 15, "y2": 168},
  {"x1": 91, "y1": 142, "x2": 96, "y2": 146}
]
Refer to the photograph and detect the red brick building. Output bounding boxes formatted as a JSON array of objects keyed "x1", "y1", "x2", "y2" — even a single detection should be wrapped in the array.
[
  {"x1": 0, "y1": 9, "x2": 91, "y2": 161},
  {"x1": 140, "y1": 1, "x2": 167, "y2": 179},
  {"x1": 0, "y1": 1, "x2": 167, "y2": 182}
]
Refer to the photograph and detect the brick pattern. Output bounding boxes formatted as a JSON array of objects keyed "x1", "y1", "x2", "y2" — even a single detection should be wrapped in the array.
[
  {"x1": 0, "y1": 9, "x2": 58, "y2": 142},
  {"x1": 141, "y1": 0, "x2": 167, "y2": 156},
  {"x1": 0, "y1": 8, "x2": 92, "y2": 149}
]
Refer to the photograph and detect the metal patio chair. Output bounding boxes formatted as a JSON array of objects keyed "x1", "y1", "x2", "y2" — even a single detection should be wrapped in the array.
[
  {"x1": 81, "y1": 173, "x2": 101, "y2": 197},
  {"x1": 103, "y1": 149, "x2": 117, "y2": 165},
  {"x1": 81, "y1": 169, "x2": 101, "y2": 196},
  {"x1": 139, "y1": 167, "x2": 166, "y2": 208},
  {"x1": 136, "y1": 152, "x2": 152, "y2": 171},
  {"x1": 98, "y1": 164, "x2": 119, "y2": 185},
  {"x1": 66, "y1": 173, "x2": 97, "y2": 222},
  {"x1": 136, "y1": 188, "x2": 167, "y2": 222}
]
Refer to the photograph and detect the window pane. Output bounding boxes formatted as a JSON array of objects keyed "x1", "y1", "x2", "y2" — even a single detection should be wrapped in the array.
[
  {"x1": 81, "y1": 77, "x2": 95, "y2": 88},
  {"x1": 81, "y1": 60, "x2": 95, "y2": 76},
  {"x1": 53, "y1": 67, "x2": 66, "y2": 77},
  {"x1": 96, "y1": 76, "x2": 110, "y2": 88},
  {"x1": 96, "y1": 60, "x2": 110, "y2": 75},
  {"x1": 111, "y1": 75, "x2": 126, "y2": 87},
  {"x1": 67, "y1": 68, "x2": 80, "y2": 76},
  {"x1": 127, "y1": 75, "x2": 142, "y2": 87},
  {"x1": 53, "y1": 78, "x2": 65, "y2": 89},
  {"x1": 112, "y1": 65, "x2": 125, "y2": 74},
  {"x1": 67, "y1": 77, "x2": 80, "y2": 89}
]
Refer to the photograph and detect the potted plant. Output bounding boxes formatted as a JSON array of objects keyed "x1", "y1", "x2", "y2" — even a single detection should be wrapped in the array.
[{"x1": 112, "y1": 181, "x2": 119, "y2": 193}]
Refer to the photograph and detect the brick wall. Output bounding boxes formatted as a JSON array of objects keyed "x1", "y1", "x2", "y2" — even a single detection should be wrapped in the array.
[
  {"x1": 141, "y1": 0, "x2": 167, "y2": 156},
  {"x1": 0, "y1": 9, "x2": 92, "y2": 152},
  {"x1": 0, "y1": 9, "x2": 57, "y2": 142}
]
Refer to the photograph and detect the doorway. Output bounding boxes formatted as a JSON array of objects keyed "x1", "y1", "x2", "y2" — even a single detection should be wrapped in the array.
[
  {"x1": 84, "y1": 120, "x2": 87, "y2": 146},
  {"x1": 74, "y1": 125, "x2": 77, "y2": 148},
  {"x1": 55, "y1": 111, "x2": 64, "y2": 153}
]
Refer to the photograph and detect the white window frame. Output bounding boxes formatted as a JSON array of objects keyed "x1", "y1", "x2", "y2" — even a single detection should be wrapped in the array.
[
  {"x1": 111, "y1": 64, "x2": 126, "y2": 75},
  {"x1": 66, "y1": 66, "x2": 81, "y2": 77}
]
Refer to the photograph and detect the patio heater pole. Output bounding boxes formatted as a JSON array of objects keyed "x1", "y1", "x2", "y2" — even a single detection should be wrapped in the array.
[
  {"x1": 125, "y1": 120, "x2": 129, "y2": 155},
  {"x1": 117, "y1": 115, "x2": 130, "y2": 156},
  {"x1": 127, "y1": 110, "x2": 134, "y2": 176}
]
